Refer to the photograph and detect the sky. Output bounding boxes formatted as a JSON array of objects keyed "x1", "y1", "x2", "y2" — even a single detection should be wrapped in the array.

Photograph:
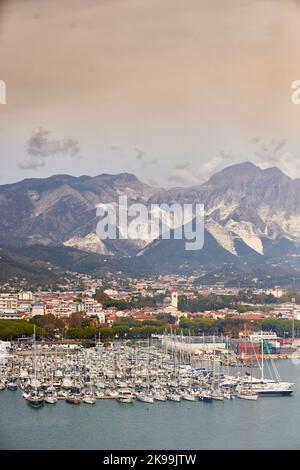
[{"x1": 1, "y1": 0, "x2": 300, "y2": 187}]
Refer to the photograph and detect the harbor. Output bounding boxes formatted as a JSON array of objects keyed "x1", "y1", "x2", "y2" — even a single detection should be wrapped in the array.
[
  {"x1": 1, "y1": 333, "x2": 299, "y2": 449},
  {"x1": 0, "y1": 358, "x2": 299, "y2": 450},
  {"x1": 0, "y1": 332, "x2": 296, "y2": 407}
]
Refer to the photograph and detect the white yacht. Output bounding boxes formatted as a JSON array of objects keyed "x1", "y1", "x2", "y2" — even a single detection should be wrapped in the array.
[
  {"x1": 236, "y1": 385, "x2": 258, "y2": 400},
  {"x1": 153, "y1": 392, "x2": 167, "y2": 402},
  {"x1": 82, "y1": 394, "x2": 97, "y2": 405},
  {"x1": 252, "y1": 381, "x2": 294, "y2": 396},
  {"x1": 117, "y1": 389, "x2": 134, "y2": 403},
  {"x1": 136, "y1": 393, "x2": 154, "y2": 404},
  {"x1": 182, "y1": 392, "x2": 196, "y2": 401},
  {"x1": 167, "y1": 393, "x2": 181, "y2": 402}
]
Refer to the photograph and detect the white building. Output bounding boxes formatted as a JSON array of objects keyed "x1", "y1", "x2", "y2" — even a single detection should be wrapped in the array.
[
  {"x1": 104, "y1": 289, "x2": 119, "y2": 299},
  {"x1": 272, "y1": 303, "x2": 300, "y2": 319},
  {"x1": 86, "y1": 311, "x2": 106, "y2": 324},
  {"x1": 249, "y1": 331, "x2": 278, "y2": 343},
  {"x1": 0, "y1": 310, "x2": 20, "y2": 320},
  {"x1": 161, "y1": 335, "x2": 226, "y2": 355},
  {"x1": 31, "y1": 302, "x2": 46, "y2": 316},
  {"x1": 0, "y1": 293, "x2": 18, "y2": 311},
  {"x1": 265, "y1": 288, "x2": 286, "y2": 299},
  {"x1": 82, "y1": 298, "x2": 103, "y2": 314},
  {"x1": 18, "y1": 291, "x2": 33, "y2": 301}
]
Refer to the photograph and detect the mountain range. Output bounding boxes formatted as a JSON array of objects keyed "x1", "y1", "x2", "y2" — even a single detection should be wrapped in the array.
[{"x1": 1, "y1": 162, "x2": 300, "y2": 286}]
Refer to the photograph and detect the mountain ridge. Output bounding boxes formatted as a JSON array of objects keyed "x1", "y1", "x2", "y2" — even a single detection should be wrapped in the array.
[{"x1": 1, "y1": 161, "x2": 300, "y2": 282}]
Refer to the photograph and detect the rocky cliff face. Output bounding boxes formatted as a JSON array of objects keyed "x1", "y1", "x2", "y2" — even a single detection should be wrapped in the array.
[
  {"x1": 0, "y1": 173, "x2": 157, "y2": 254},
  {"x1": 1, "y1": 163, "x2": 300, "y2": 264},
  {"x1": 148, "y1": 162, "x2": 300, "y2": 256}
]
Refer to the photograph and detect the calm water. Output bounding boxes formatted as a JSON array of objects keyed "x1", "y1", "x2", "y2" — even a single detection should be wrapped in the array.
[{"x1": 1, "y1": 360, "x2": 300, "y2": 450}]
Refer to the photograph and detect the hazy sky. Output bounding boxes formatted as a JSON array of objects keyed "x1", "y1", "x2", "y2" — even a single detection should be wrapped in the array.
[{"x1": 1, "y1": 0, "x2": 300, "y2": 186}]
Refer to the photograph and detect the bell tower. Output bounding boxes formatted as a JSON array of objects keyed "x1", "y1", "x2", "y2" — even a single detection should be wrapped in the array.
[{"x1": 171, "y1": 287, "x2": 178, "y2": 309}]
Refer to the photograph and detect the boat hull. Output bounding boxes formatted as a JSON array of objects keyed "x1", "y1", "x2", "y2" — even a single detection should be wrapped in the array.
[
  {"x1": 256, "y1": 390, "x2": 293, "y2": 396},
  {"x1": 117, "y1": 397, "x2": 133, "y2": 404},
  {"x1": 137, "y1": 396, "x2": 154, "y2": 404},
  {"x1": 236, "y1": 393, "x2": 258, "y2": 400},
  {"x1": 27, "y1": 398, "x2": 45, "y2": 408}
]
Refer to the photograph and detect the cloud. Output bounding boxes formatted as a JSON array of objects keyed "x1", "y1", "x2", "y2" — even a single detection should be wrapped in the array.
[
  {"x1": 18, "y1": 127, "x2": 82, "y2": 172},
  {"x1": 135, "y1": 148, "x2": 145, "y2": 161},
  {"x1": 27, "y1": 127, "x2": 81, "y2": 159},
  {"x1": 250, "y1": 139, "x2": 300, "y2": 179},
  {"x1": 146, "y1": 177, "x2": 159, "y2": 187},
  {"x1": 254, "y1": 139, "x2": 286, "y2": 162},
  {"x1": 18, "y1": 159, "x2": 46, "y2": 171},
  {"x1": 168, "y1": 151, "x2": 232, "y2": 186},
  {"x1": 174, "y1": 162, "x2": 190, "y2": 170},
  {"x1": 134, "y1": 147, "x2": 158, "y2": 168}
]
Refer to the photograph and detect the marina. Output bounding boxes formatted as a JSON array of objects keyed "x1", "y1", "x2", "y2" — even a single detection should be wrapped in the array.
[
  {"x1": 0, "y1": 334, "x2": 299, "y2": 449},
  {"x1": 0, "y1": 333, "x2": 296, "y2": 407},
  {"x1": 0, "y1": 359, "x2": 299, "y2": 450}
]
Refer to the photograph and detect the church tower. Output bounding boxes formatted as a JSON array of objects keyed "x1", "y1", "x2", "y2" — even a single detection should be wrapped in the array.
[{"x1": 171, "y1": 287, "x2": 178, "y2": 309}]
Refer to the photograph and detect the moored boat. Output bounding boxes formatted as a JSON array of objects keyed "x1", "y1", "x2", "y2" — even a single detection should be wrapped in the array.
[
  {"x1": 66, "y1": 394, "x2": 81, "y2": 404},
  {"x1": 117, "y1": 389, "x2": 134, "y2": 403},
  {"x1": 26, "y1": 392, "x2": 45, "y2": 408},
  {"x1": 7, "y1": 382, "x2": 18, "y2": 391},
  {"x1": 82, "y1": 394, "x2": 96, "y2": 405},
  {"x1": 167, "y1": 393, "x2": 181, "y2": 402},
  {"x1": 136, "y1": 393, "x2": 154, "y2": 404}
]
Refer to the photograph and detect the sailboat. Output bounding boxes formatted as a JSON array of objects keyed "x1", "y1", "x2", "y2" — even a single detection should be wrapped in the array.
[
  {"x1": 45, "y1": 386, "x2": 57, "y2": 404},
  {"x1": 136, "y1": 393, "x2": 154, "y2": 403},
  {"x1": 82, "y1": 350, "x2": 96, "y2": 404},
  {"x1": 82, "y1": 393, "x2": 96, "y2": 404},
  {"x1": 243, "y1": 332, "x2": 294, "y2": 396},
  {"x1": 137, "y1": 337, "x2": 154, "y2": 403},
  {"x1": 198, "y1": 390, "x2": 213, "y2": 402},
  {"x1": 153, "y1": 391, "x2": 167, "y2": 401},
  {"x1": 236, "y1": 383, "x2": 258, "y2": 400},
  {"x1": 26, "y1": 326, "x2": 44, "y2": 408}
]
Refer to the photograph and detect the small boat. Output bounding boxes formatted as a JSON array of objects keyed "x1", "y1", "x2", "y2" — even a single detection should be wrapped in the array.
[
  {"x1": 65, "y1": 394, "x2": 81, "y2": 404},
  {"x1": 199, "y1": 391, "x2": 213, "y2": 402},
  {"x1": 26, "y1": 392, "x2": 45, "y2": 408},
  {"x1": 82, "y1": 394, "x2": 96, "y2": 405},
  {"x1": 182, "y1": 393, "x2": 196, "y2": 402},
  {"x1": 7, "y1": 382, "x2": 18, "y2": 391},
  {"x1": 223, "y1": 391, "x2": 234, "y2": 400},
  {"x1": 117, "y1": 389, "x2": 134, "y2": 403},
  {"x1": 236, "y1": 386, "x2": 258, "y2": 401},
  {"x1": 106, "y1": 390, "x2": 119, "y2": 398},
  {"x1": 45, "y1": 396, "x2": 57, "y2": 404},
  {"x1": 211, "y1": 391, "x2": 224, "y2": 401},
  {"x1": 136, "y1": 393, "x2": 154, "y2": 404},
  {"x1": 57, "y1": 390, "x2": 68, "y2": 400},
  {"x1": 154, "y1": 393, "x2": 167, "y2": 402},
  {"x1": 167, "y1": 393, "x2": 181, "y2": 402}
]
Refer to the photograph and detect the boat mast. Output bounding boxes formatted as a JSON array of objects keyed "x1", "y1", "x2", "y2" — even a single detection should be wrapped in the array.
[
  {"x1": 261, "y1": 331, "x2": 264, "y2": 381},
  {"x1": 292, "y1": 297, "x2": 295, "y2": 348},
  {"x1": 33, "y1": 325, "x2": 37, "y2": 397}
]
